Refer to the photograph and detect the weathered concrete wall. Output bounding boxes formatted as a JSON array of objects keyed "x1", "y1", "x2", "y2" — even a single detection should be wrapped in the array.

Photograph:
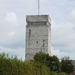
[
  {"x1": 26, "y1": 15, "x2": 51, "y2": 24},
  {"x1": 25, "y1": 15, "x2": 51, "y2": 60}
]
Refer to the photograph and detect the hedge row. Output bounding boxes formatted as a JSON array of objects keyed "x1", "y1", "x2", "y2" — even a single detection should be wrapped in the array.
[
  {"x1": 0, "y1": 53, "x2": 68, "y2": 75},
  {"x1": 0, "y1": 53, "x2": 50, "y2": 75}
]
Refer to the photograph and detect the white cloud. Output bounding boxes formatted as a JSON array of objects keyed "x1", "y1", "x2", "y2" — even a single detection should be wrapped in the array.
[
  {"x1": 0, "y1": 11, "x2": 25, "y2": 49},
  {"x1": 0, "y1": 26, "x2": 25, "y2": 49},
  {"x1": 9, "y1": 31, "x2": 15, "y2": 36},
  {"x1": 4, "y1": 12, "x2": 18, "y2": 24},
  {"x1": 52, "y1": 19, "x2": 75, "y2": 52},
  {"x1": 68, "y1": 10, "x2": 75, "y2": 23},
  {"x1": 0, "y1": 45, "x2": 25, "y2": 60},
  {"x1": 51, "y1": 47, "x2": 75, "y2": 60}
]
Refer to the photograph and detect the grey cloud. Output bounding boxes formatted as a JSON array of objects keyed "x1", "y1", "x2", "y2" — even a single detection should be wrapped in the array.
[
  {"x1": 0, "y1": 27, "x2": 25, "y2": 49},
  {"x1": 0, "y1": 11, "x2": 25, "y2": 49},
  {"x1": 67, "y1": 10, "x2": 75, "y2": 24},
  {"x1": 52, "y1": 21, "x2": 75, "y2": 52},
  {"x1": 51, "y1": 47, "x2": 75, "y2": 60},
  {"x1": 0, "y1": 45, "x2": 25, "y2": 60}
]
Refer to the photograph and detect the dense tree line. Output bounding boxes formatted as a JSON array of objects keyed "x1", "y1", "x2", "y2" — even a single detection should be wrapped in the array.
[
  {"x1": 34, "y1": 52, "x2": 60, "y2": 72},
  {"x1": 61, "y1": 56, "x2": 74, "y2": 74},
  {"x1": 34, "y1": 52, "x2": 74, "y2": 75},
  {"x1": 0, "y1": 52, "x2": 74, "y2": 75},
  {"x1": 0, "y1": 53, "x2": 50, "y2": 75}
]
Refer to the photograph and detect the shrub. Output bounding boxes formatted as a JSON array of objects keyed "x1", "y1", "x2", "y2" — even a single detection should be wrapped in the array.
[
  {"x1": 58, "y1": 72, "x2": 67, "y2": 75},
  {"x1": 0, "y1": 53, "x2": 50, "y2": 75},
  {"x1": 50, "y1": 71, "x2": 57, "y2": 75}
]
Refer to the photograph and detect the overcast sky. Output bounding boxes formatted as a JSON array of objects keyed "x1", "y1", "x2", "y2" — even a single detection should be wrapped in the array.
[{"x1": 0, "y1": 0, "x2": 75, "y2": 60}]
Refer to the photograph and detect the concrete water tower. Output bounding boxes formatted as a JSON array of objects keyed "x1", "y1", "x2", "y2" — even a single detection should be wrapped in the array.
[{"x1": 25, "y1": 15, "x2": 51, "y2": 60}]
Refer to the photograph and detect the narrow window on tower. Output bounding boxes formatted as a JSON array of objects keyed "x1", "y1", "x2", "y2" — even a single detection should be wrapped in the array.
[
  {"x1": 43, "y1": 40, "x2": 45, "y2": 46},
  {"x1": 36, "y1": 41, "x2": 38, "y2": 44},
  {"x1": 29, "y1": 29, "x2": 31, "y2": 37}
]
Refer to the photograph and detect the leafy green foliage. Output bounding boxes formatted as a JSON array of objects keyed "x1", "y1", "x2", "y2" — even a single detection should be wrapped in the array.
[
  {"x1": 57, "y1": 72, "x2": 67, "y2": 75},
  {"x1": 48, "y1": 55, "x2": 60, "y2": 72},
  {"x1": 0, "y1": 53, "x2": 50, "y2": 75},
  {"x1": 61, "y1": 56, "x2": 74, "y2": 74},
  {"x1": 34, "y1": 52, "x2": 60, "y2": 72},
  {"x1": 50, "y1": 71, "x2": 57, "y2": 75},
  {"x1": 34, "y1": 52, "x2": 49, "y2": 65},
  {"x1": 0, "y1": 53, "x2": 74, "y2": 75}
]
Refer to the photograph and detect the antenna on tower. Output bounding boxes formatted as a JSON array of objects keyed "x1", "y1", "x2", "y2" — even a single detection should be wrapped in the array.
[{"x1": 38, "y1": 0, "x2": 40, "y2": 15}]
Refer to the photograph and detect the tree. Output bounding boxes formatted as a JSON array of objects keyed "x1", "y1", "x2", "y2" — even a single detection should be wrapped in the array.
[
  {"x1": 48, "y1": 55, "x2": 60, "y2": 72},
  {"x1": 61, "y1": 56, "x2": 74, "y2": 74},
  {"x1": 0, "y1": 53, "x2": 50, "y2": 75},
  {"x1": 34, "y1": 52, "x2": 49, "y2": 65},
  {"x1": 34, "y1": 52, "x2": 60, "y2": 72}
]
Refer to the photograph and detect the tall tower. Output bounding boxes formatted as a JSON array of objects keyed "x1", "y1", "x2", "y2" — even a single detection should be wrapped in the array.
[{"x1": 26, "y1": 15, "x2": 51, "y2": 60}]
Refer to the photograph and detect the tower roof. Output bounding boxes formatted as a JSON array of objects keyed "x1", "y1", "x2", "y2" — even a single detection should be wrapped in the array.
[{"x1": 26, "y1": 15, "x2": 51, "y2": 24}]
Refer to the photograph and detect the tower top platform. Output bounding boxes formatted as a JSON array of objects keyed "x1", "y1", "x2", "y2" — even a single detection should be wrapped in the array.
[{"x1": 26, "y1": 15, "x2": 51, "y2": 24}]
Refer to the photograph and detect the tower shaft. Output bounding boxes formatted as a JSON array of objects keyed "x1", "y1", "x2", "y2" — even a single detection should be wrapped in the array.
[{"x1": 26, "y1": 15, "x2": 51, "y2": 60}]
